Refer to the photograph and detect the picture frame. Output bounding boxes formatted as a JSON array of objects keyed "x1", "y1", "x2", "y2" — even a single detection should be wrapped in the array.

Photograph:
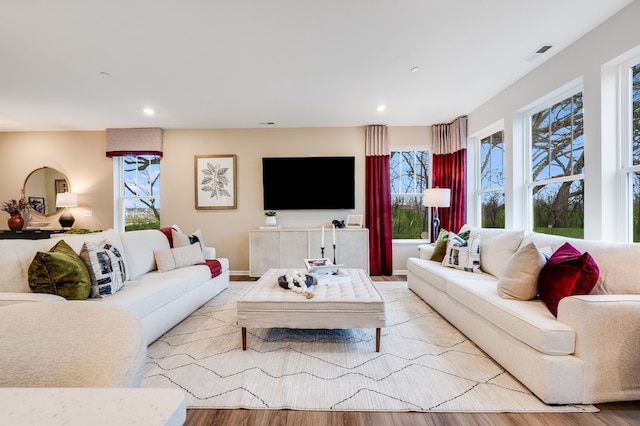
[
  {"x1": 195, "y1": 154, "x2": 237, "y2": 210},
  {"x1": 346, "y1": 214, "x2": 363, "y2": 228},
  {"x1": 54, "y1": 179, "x2": 67, "y2": 194},
  {"x1": 28, "y1": 196, "x2": 46, "y2": 214}
]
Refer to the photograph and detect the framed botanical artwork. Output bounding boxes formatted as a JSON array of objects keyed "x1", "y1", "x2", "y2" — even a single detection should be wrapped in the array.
[
  {"x1": 195, "y1": 154, "x2": 237, "y2": 210},
  {"x1": 346, "y1": 214, "x2": 363, "y2": 228}
]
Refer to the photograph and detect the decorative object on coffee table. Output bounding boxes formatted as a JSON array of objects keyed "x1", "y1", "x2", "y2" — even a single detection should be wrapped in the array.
[{"x1": 2, "y1": 197, "x2": 28, "y2": 230}]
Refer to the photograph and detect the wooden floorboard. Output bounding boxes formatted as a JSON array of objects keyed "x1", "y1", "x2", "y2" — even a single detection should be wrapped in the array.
[{"x1": 199, "y1": 275, "x2": 640, "y2": 425}]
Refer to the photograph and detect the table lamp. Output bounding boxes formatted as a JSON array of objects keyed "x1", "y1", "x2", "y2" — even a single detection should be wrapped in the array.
[
  {"x1": 423, "y1": 187, "x2": 450, "y2": 242},
  {"x1": 56, "y1": 192, "x2": 78, "y2": 229}
]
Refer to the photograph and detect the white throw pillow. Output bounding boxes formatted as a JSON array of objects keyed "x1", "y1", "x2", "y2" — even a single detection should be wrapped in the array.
[
  {"x1": 154, "y1": 244, "x2": 205, "y2": 273},
  {"x1": 441, "y1": 232, "x2": 481, "y2": 273},
  {"x1": 79, "y1": 239, "x2": 126, "y2": 297},
  {"x1": 497, "y1": 242, "x2": 547, "y2": 300},
  {"x1": 464, "y1": 226, "x2": 525, "y2": 278}
]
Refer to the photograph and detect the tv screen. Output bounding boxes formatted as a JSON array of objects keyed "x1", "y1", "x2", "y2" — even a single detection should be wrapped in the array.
[{"x1": 262, "y1": 156, "x2": 355, "y2": 210}]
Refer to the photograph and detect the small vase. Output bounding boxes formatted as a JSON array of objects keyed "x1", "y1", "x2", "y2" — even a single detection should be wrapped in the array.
[
  {"x1": 265, "y1": 216, "x2": 277, "y2": 226},
  {"x1": 8, "y1": 213, "x2": 24, "y2": 231}
]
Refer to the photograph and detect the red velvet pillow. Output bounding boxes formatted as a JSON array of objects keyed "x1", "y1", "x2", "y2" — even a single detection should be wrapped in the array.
[{"x1": 537, "y1": 242, "x2": 599, "y2": 317}]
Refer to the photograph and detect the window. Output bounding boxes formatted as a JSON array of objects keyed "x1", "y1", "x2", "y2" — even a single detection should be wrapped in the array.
[
  {"x1": 116, "y1": 155, "x2": 161, "y2": 232},
  {"x1": 479, "y1": 130, "x2": 505, "y2": 228},
  {"x1": 527, "y1": 90, "x2": 584, "y2": 238},
  {"x1": 623, "y1": 61, "x2": 640, "y2": 241},
  {"x1": 390, "y1": 149, "x2": 429, "y2": 239}
]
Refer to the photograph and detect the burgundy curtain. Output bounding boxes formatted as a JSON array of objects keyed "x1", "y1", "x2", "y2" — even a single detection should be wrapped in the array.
[
  {"x1": 432, "y1": 117, "x2": 467, "y2": 233},
  {"x1": 365, "y1": 126, "x2": 392, "y2": 276}
]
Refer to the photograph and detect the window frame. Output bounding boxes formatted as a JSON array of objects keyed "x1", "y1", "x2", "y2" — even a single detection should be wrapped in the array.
[
  {"x1": 390, "y1": 147, "x2": 431, "y2": 240},
  {"x1": 477, "y1": 127, "x2": 505, "y2": 228},
  {"x1": 523, "y1": 81, "x2": 585, "y2": 234},
  {"x1": 113, "y1": 154, "x2": 161, "y2": 233},
  {"x1": 620, "y1": 56, "x2": 640, "y2": 242}
]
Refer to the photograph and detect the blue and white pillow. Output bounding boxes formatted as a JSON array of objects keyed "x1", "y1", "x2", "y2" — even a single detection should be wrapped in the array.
[
  {"x1": 79, "y1": 239, "x2": 126, "y2": 297},
  {"x1": 441, "y1": 231, "x2": 481, "y2": 273}
]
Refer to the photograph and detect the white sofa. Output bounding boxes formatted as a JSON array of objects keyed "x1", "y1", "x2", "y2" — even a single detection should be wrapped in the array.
[
  {"x1": 407, "y1": 226, "x2": 640, "y2": 405},
  {"x1": 0, "y1": 228, "x2": 230, "y2": 345}
]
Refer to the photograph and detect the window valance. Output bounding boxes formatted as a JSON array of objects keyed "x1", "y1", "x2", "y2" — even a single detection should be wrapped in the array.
[{"x1": 106, "y1": 128, "x2": 164, "y2": 158}]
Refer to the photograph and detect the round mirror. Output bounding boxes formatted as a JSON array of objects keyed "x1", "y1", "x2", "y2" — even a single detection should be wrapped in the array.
[{"x1": 22, "y1": 167, "x2": 71, "y2": 216}]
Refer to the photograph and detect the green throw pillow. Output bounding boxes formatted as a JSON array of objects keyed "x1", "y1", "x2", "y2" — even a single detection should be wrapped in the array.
[
  {"x1": 28, "y1": 240, "x2": 91, "y2": 300},
  {"x1": 431, "y1": 228, "x2": 471, "y2": 262}
]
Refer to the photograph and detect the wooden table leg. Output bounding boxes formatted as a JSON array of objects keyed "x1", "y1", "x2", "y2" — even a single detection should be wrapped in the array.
[
  {"x1": 242, "y1": 327, "x2": 247, "y2": 350},
  {"x1": 376, "y1": 328, "x2": 381, "y2": 352}
]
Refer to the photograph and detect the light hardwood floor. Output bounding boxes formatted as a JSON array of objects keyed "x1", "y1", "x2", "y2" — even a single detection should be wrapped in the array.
[{"x1": 181, "y1": 275, "x2": 640, "y2": 425}]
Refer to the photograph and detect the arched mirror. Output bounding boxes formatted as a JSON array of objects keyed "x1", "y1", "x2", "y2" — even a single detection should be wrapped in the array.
[{"x1": 22, "y1": 167, "x2": 71, "y2": 216}]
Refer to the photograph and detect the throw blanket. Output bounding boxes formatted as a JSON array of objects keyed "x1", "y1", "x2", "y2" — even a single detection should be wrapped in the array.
[{"x1": 158, "y1": 227, "x2": 222, "y2": 278}]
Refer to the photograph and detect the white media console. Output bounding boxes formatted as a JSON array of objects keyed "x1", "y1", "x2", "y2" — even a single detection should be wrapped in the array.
[{"x1": 249, "y1": 228, "x2": 369, "y2": 277}]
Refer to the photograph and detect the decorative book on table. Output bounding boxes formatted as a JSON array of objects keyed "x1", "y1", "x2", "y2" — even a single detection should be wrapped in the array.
[{"x1": 304, "y1": 258, "x2": 336, "y2": 274}]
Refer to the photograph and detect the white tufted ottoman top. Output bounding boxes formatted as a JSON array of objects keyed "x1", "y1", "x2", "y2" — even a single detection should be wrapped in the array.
[{"x1": 237, "y1": 268, "x2": 386, "y2": 330}]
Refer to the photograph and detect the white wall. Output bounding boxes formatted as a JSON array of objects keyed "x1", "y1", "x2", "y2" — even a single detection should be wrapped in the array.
[{"x1": 467, "y1": 0, "x2": 640, "y2": 241}]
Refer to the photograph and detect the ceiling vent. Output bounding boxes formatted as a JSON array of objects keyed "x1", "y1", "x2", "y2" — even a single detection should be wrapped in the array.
[{"x1": 522, "y1": 44, "x2": 555, "y2": 63}]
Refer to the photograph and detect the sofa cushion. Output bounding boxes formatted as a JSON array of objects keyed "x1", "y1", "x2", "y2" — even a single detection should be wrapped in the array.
[
  {"x1": 441, "y1": 231, "x2": 481, "y2": 273},
  {"x1": 28, "y1": 240, "x2": 91, "y2": 300},
  {"x1": 79, "y1": 240, "x2": 126, "y2": 297},
  {"x1": 119, "y1": 230, "x2": 171, "y2": 280},
  {"x1": 154, "y1": 244, "x2": 206, "y2": 273},
  {"x1": 407, "y1": 257, "x2": 489, "y2": 293},
  {"x1": 497, "y1": 242, "x2": 547, "y2": 300},
  {"x1": 446, "y1": 277, "x2": 577, "y2": 355},
  {"x1": 461, "y1": 226, "x2": 525, "y2": 278},
  {"x1": 538, "y1": 242, "x2": 599, "y2": 317}
]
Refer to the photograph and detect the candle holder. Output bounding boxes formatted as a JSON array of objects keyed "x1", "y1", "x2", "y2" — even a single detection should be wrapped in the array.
[{"x1": 320, "y1": 247, "x2": 325, "y2": 258}]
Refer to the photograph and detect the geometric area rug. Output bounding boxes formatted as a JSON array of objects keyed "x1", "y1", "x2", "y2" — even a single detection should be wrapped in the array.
[{"x1": 142, "y1": 282, "x2": 597, "y2": 413}]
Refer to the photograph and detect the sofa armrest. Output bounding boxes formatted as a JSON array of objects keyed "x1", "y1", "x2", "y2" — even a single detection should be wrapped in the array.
[
  {"x1": 417, "y1": 244, "x2": 434, "y2": 260},
  {"x1": 203, "y1": 247, "x2": 217, "y2": 260},
  {"x1": 0, "y1": 292, "x2": 65, "y2": 307},
  {"x1": 558, "y1": 294, "x2": 640, "y2": 402}
]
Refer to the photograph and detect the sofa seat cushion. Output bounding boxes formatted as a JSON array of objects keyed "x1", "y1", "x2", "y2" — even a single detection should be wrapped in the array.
[
  {"x1": 445, "y1": 277, "x2": 576, "y2": 355},
  {"x1": 100, "y1": 276, "x2": 187, "y2": 318},
  {"x1": 407, "y1": 257, "x2": 490, "y2": 293}
]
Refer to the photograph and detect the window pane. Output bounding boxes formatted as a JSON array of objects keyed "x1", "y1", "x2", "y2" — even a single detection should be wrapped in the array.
[
  {"x1": 532, "y1": 180, "x2": 584, "y2": 238},
  {"x1": 124, "y1": 198, "x2": 160, "y2": 231},
  {"x1": 531, "y1": 93, "x2": 583, "y2": 182},
  {"x1": 124, "y1": 155, "x2": 161, "y2": 197},
  {"x1": 415, "y1": 151, "x2": 429, "y2": 194},
  {"x1": 480, "y1": 131, "x2": 504, "y2": 190},
  {"x1": 481, "y1": 191, "x2": 505, "y2": 228},
  {"x1": 633, "y1": 172, "x2": 640, "y2": 243},
  {"x1": 633, "y1": 63, "x2": 640, "y2": 166},
  {"x1": 390, "y1": 151, "x2": 401, "y2": 194},
  {"x1": 391, "y1": 195, "x2": 426, "y2": 239}
]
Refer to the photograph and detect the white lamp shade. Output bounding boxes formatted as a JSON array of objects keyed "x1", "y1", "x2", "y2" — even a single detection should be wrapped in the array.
[
  {"x1": 423, "y1": 188, "x2": 451, "y2": 208},
  {"x1": 56, "y1": 192, "x2": 78, "y2": 208}
]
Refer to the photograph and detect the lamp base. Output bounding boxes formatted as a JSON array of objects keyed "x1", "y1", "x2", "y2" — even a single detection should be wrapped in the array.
[{"x1": 58, "y1": 209, "x2": 75, "y2": 229}]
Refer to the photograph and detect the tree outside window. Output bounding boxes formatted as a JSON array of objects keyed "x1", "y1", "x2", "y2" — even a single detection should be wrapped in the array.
[
  {"x1": 122, "y1": 155, "x2": 161, "y2": 231},
  {"x1": 629, "y1": 63, "x2": 640, "y2": 241},
  {"x1": 529, "y1": 91, "x2": 584, "y2": 238},
  {"x1": 390, "y1": 150, "x2": 429, "y2": 239},
  {"x1": 480, "y1": 130, "x2": 505, "y2": 228}
]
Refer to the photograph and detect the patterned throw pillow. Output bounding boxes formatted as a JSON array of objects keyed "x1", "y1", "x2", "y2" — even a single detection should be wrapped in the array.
[
  {"x1": 28, "y1": 240, "x2": 92, "y2": 300},
  {"x1": 441, "y1": 231, "x2": 481, "y2": 273},
  {"x1": 431, "y1": 228, "x2": 471, "y2": 262},
  {"x1": 537, "y1": 242, "x2": 599, "y2": 317},
  {"x1": 172, "y1": 228, "x2": 206, "y2": 253},
  {"x1": 79, "y1": 240, "x2": 126, "y2": 298}
]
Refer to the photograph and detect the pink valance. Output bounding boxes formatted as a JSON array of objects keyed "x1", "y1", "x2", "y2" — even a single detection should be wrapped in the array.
[
  {"x1": 432, "y1": 116, "x2": 467, "y2": 155},
  {"x1": 106, "y1": 128, "x2": 163, "y2": 158}
]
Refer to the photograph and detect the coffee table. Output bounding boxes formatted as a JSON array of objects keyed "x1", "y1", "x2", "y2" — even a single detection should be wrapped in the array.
[{"x1": 237, "y1": 268, "x2": 386, "y2": 351}]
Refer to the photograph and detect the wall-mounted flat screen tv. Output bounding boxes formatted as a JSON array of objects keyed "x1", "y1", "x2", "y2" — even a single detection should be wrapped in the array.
[{"x1": 262, "y1": 156, "x2": 355, "y2": 210}]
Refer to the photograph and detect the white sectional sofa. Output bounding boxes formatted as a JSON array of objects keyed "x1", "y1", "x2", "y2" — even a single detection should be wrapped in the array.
[
  {"x1": 407, "y1": 226, "x2": 640, "y2": 405},
  {"x1": 0, "y1": 228, "x2": 230, "y2": 345}
]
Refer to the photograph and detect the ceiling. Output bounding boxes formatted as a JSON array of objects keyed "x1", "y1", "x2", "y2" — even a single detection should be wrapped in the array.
[{"x1": 0, "y1": 0, "x2": 634, "y2": 131}]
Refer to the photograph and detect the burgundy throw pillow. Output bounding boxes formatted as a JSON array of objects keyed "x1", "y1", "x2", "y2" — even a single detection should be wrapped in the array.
[{"x1": 537, "y1": 242, "x2": 599, "y2": 317}]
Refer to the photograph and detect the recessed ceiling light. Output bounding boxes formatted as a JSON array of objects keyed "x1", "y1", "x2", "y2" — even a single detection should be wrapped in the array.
[
  {"x1": 143, "y1": 108, "x2": 156, "y2": 116},
  {"x1": 376, "y1": 105, "x2": 387, "y2": 112}
]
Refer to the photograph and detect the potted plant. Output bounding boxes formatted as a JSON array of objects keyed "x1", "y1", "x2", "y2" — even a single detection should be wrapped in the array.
[
  {"x1": 264, "y1": 210, "x2": 277, "y2": 226},
  {"x1": 2, "y1": 197, "x2": 29, "y2": 230}
]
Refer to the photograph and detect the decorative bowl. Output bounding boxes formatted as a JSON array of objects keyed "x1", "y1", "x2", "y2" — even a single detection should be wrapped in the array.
[{"x1": 277, "y1": 274, "x2": 317, "y2": 290}]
